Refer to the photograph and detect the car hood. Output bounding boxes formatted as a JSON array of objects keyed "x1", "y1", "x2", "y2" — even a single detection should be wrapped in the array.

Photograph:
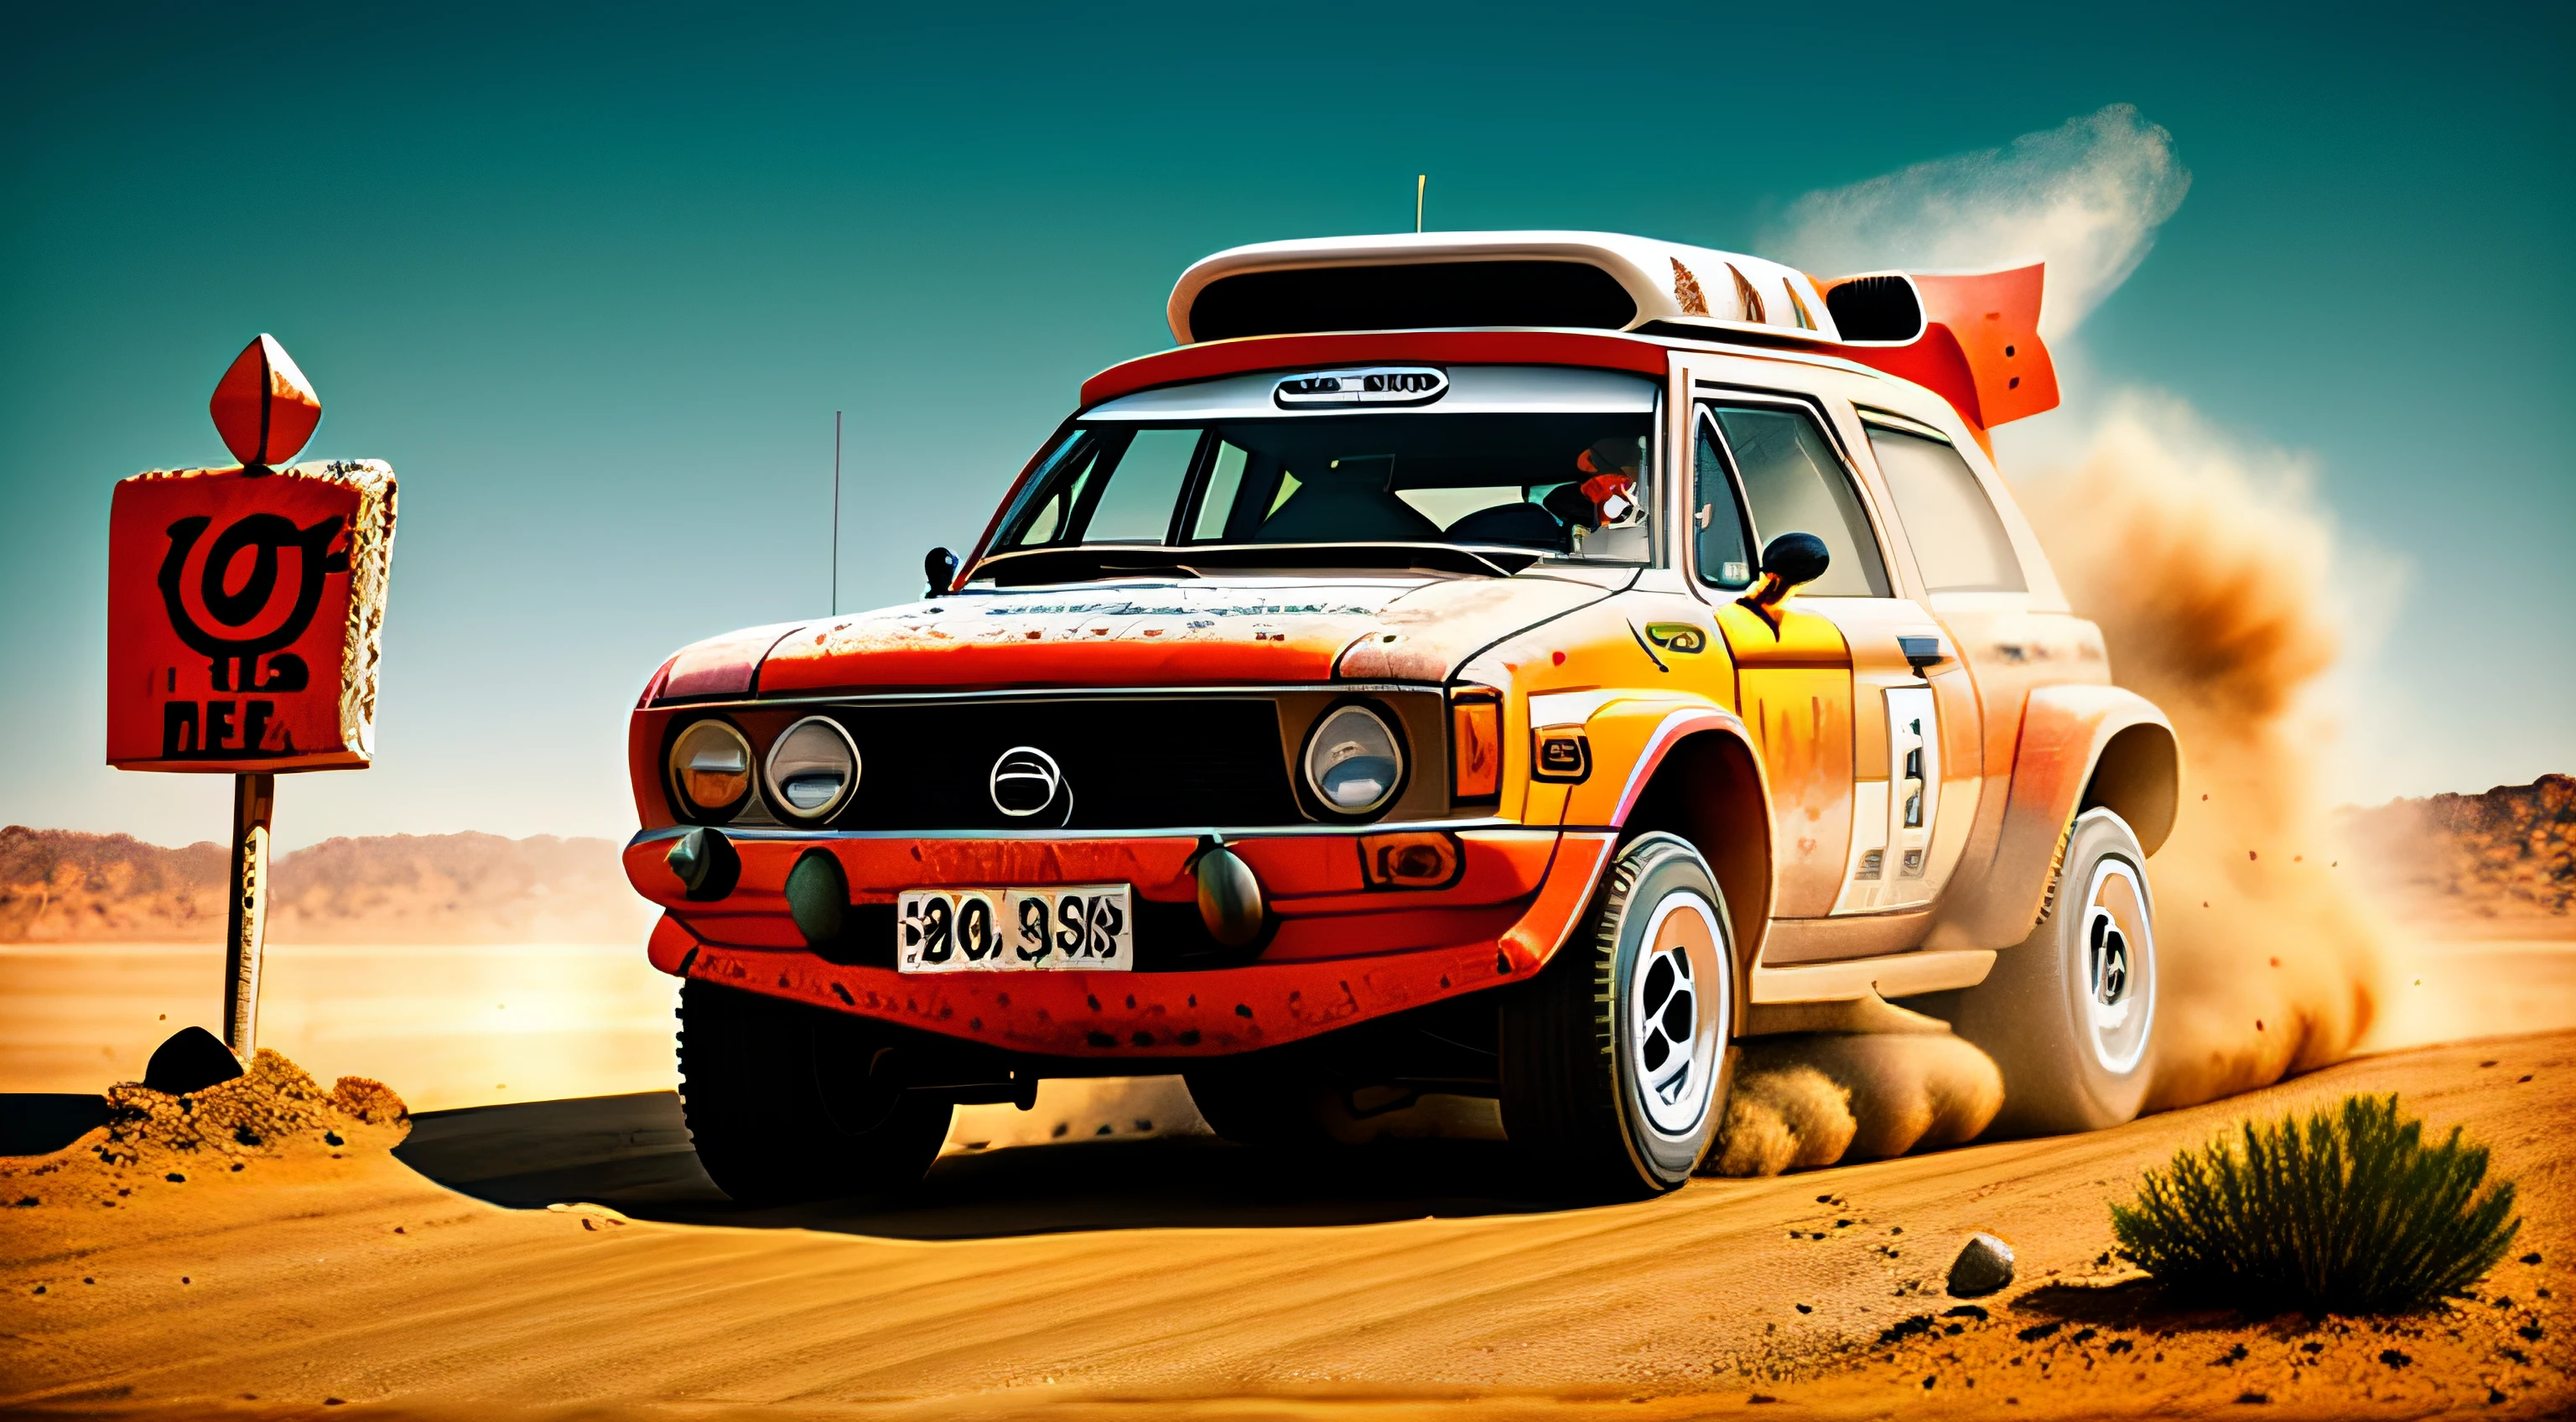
[{"x1": 699, "y1": 573, "x2": 1623, "y2": 698}]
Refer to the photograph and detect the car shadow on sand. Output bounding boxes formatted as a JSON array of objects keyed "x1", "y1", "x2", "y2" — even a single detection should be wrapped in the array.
[{"x1": 390, "y1": 1091, "x2": 1585, "y2": 1239}]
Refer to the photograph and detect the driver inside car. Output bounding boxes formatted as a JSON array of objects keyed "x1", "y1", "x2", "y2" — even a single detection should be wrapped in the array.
[{"x1": 1544, "y1": 435, "x2": 1641, "y2": 530}]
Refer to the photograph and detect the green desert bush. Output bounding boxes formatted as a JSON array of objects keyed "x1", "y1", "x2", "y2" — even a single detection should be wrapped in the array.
[{"x1": 2110, "y1": 1093, "x2": 2520, "y2": 1314}]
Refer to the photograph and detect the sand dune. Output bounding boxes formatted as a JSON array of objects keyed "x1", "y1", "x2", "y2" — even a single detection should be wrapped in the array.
[{"x1": 3, "y1": 1035, "x2": 2568, "y2": 1420}]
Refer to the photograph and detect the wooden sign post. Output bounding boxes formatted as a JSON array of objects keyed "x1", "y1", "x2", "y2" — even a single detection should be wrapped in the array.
[{"x1": 106, "y1": 335, "x2": 397, "y2": 1057}]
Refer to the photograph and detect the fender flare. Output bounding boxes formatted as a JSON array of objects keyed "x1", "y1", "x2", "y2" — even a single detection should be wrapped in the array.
[
  {"x1": 1566, "y1": 703, "x2": 1777, "y2": 1004},
  {"x1": 1932, "y1": 683, "x2": 2181, "y2": 951}
]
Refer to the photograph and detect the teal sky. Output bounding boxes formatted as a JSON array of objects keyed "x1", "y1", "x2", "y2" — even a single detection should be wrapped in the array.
[{"x1": 6, "y1": 2, "x2": 2568, "y2": 849}]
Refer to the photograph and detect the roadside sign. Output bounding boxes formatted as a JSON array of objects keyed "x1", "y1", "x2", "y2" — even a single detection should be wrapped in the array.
[{"x1": 104, "y1": 335, "x2": 397, "y2": 1055}]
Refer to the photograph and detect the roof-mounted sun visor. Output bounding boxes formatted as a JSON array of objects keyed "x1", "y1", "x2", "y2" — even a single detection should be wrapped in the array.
[
  {"x1": 1823, "y1": 263, "x2": 2060, "y2": 432},
  {"x1": 1167, "y1": 232, "x2": 1840, "y2": 345}
]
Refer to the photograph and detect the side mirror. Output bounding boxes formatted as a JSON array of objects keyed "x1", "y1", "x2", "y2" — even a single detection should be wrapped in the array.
[
  {"x1": 1737, "y1": 532, "x2": 1830, "y2": 626},
  {"x1": 923, "y1": 546, "x2": 959, "y2": 598}
]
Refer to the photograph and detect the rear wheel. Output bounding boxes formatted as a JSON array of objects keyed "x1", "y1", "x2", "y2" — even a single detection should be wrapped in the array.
[
  {"x1": 678, "y1": 979, "x2": 953, "y2": 1204},
  {"x1": 1499, "y1": 833, "x2": 1736, "y2": 1196},
  {"x1": 1950, "y1": 808, "x2": 2161, "y2": 1136}
]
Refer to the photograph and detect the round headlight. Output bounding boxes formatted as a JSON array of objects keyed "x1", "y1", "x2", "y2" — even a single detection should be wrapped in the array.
[
  {"x1": 1304, "y1": 703, "x2": 1405, "y2": 815},
  {"x1": 766, "y1": 716, "x2": 860, "y2": 821},
  {"x1": 669, "y1": 720, "x2": 753, "y2": 819}
]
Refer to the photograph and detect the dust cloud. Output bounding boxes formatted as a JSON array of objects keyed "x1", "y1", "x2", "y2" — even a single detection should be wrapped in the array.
[
  {"x1": 1708, "y1": 1035, "x2": 2002, "y2": 1177},
  {"x1": 2013, "y1": 395, "x2": 2387, "y2": 1110},
  {"x1": 1766, "y1": 103, "x2": 2190, "y2": 340},
  {"x1": 1756, "y1": 102, "x2": 2391, "y2": 1145}
]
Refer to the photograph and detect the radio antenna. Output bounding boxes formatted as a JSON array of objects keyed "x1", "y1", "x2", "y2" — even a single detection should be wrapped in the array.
[
  {"x1": 831, "y1": 409, "x2": 843, "y2": 615},
  {"x1": 1415, "y1": 174, "x2": 1426, "y2": 232}
]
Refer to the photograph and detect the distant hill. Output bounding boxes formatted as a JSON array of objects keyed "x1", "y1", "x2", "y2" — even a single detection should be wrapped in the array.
[
  {"x1": 2342, "y1": 774, "x2": 2574, "y2": 923},
  {"x1": 0, "y1": 828, "x2": 655, "y2": 944}
]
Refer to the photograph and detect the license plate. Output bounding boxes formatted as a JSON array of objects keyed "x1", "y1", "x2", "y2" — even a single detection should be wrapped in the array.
[{"x1": 896, "y1": 885, "x2": 1134, "y2": 973}]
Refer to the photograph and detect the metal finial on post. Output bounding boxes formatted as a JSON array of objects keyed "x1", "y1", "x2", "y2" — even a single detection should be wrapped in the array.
[{"x1": 1416, "y1": 174, "x2": 1426, "y2": 233}]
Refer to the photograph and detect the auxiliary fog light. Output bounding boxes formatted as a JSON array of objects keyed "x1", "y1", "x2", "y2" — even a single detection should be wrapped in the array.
[
  {"x1": 1358, "y1": 831, "x2": 1460, "y2": 889},
  {"x1": 1304, "y1": 703, "x2": 1404, "y2": 815},
  {"x1": 766, "y1": 716, "x2": 860, "y2": 820},
  {"x1": 1194, "y1": 842, "x2": 1266, "y2": 950},
  {"x1": 668, "y1": 720, "x2": 753, "y2": 820}
]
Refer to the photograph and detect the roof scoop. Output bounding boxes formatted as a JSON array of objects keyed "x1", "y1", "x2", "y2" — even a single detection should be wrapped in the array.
[{"x1": 1819, "y1": 273, "x2": 1925, "y2": 343}]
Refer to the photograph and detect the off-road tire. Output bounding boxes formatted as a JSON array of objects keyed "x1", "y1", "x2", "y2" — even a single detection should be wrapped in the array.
[
  {"x1": 1950, "y1": 807, "x2": 2161, "y2": 1136},
  {"x1": 1499, "y1": 833, "x2": 1737, "y2": 1197},
  {"x1": 677, "y1": 979, "x2": 953, "y2": 1204}
]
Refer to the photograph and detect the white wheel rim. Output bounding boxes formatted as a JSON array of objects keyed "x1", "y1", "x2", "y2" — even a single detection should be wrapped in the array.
[
  {"x1": 1628, "y1": 890, "x2": 1726, "y2": 1138},
  {"x1": 2077, "y1": 858, "x2": 2155, "y2": 1074}
]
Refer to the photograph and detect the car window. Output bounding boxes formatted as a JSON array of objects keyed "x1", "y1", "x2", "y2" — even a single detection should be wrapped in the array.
[
  {"x1": 1189, "y1": 439, "x2": 1251, "y2": 540},
  {"x1": 1705, "y1": 402, "x2": 1890, "y2": 597},
  {"x1": 1690, "y1": 413, "x2": 1756, "y2": 589},
  {"x1": 986, "y1": 366, "x2": 1662, "y2": 574},
  {"x1": 1865, "y1": 423, "x2": 2026, "y2": 593},
  {"x1": 1006, "y1": 431, "x2": 1107, "y2": 546},
  {"x1": 1083, "y1": 428, "x2": 1202, "y2": 543}
]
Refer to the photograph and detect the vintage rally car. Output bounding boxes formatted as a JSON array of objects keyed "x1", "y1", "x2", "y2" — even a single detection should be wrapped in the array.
[{"x1": 622, "y1": 231, "x2": 2180, "y2": 1201}]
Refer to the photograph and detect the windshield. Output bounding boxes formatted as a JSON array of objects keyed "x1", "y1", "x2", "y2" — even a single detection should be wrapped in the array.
[{"x1": 979, "y1": 366, "x2": 1658, "y2": 578}]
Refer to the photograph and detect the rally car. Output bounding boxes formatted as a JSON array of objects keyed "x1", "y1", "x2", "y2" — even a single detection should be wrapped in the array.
[{"x1": 621, "y1": 231, "x2": 2179, "y2": 1201}]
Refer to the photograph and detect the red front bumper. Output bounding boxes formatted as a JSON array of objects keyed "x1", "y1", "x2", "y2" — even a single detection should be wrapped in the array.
[{"x1": 628, "y1": 829, "x2": 1614, "y2": 1057}]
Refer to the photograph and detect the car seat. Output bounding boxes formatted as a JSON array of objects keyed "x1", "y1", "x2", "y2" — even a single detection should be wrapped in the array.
[
  {"x1": 1255, "y1": 457, "x2": 1441, "y2": 543},
  {"x1": 1442, "y1": 500, "x2": 1568, "y2": 550}
]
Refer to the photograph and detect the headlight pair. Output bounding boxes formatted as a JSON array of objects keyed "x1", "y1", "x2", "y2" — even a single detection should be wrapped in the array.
[{"x1": 667, "y1": 717, "x2": 860, "y2": 823}]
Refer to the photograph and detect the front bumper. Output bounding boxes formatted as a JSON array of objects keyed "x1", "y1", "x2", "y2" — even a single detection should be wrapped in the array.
[{"x1": 626, "y1": 828, "x2": 1615, "y2": 1056}]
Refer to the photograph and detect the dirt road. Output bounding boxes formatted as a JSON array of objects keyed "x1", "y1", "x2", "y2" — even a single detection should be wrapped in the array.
[{"x1": 4, "y1": 1032, "x2": 2569, "y2": 1420}]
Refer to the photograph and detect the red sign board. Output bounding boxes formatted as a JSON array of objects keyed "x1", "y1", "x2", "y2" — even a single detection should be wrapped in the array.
[{"x1": 106, "y1": 460, "x2": 397, "y2": 772}]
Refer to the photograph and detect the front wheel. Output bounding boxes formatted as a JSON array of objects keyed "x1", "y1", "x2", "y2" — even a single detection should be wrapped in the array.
[
  {"x1": 1499, "y1": 833, "x2": 1737, "y2": 1197},
  {"x1": 1950, "y1": 807, "x2": 2161, "y2": 1136},
  {"x1": 678, "y1": 980, "x2": 954, "y2": 1204}
]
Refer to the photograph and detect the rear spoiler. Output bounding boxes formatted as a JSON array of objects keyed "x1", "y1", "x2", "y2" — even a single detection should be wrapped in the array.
[{"x1": 1814, "y1": 263, "x2": 2060, "y2": 439}]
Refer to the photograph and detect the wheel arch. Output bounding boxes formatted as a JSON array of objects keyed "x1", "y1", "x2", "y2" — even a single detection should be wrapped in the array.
[
  {"x1": 1933, "y1": 684, "x2": 2181, "y2": 951},
  {"x1": 2080, "y1": 720, "x2": 2181, "y2": 856},
  {"x1": 1597, "y1": 713, "x2": 1774, "y2": 1025}
]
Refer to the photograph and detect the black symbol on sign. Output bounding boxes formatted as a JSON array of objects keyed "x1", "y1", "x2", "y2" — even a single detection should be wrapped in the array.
[{"x1": 158, "y1": 512, "x2": 346, "y2": 693}]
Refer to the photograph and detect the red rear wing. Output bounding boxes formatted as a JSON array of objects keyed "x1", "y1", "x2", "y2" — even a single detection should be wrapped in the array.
[{"x1": 1826, "y1": 263, "x2": 2059, "y2": 440}]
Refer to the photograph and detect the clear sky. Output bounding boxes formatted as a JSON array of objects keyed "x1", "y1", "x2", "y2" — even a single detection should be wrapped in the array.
[{"x1": 5, "y1": 1, "x2": 2568, "y2": 849}]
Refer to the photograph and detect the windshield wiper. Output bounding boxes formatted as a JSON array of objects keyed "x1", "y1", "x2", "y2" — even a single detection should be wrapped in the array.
[{"x1": 974, "y1": 542, "x2": 1540, "y2": 586}]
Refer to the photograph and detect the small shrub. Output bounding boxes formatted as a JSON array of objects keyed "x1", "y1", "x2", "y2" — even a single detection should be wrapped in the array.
[{"x1": 2110, "y1": 1093, "x2": 2520, "y2": 1314}]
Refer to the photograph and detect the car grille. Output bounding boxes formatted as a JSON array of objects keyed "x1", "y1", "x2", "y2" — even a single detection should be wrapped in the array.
[{"x1": 819, "y1": 697, "x2": 1303, "y2": 832}]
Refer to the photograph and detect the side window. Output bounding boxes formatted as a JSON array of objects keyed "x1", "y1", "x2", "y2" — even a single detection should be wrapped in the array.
[
  {"x1": 1082, "y1": 428, "x2": 1202, "y2": 543},
  {"x1": 1189, "y1": 439, "x2": 1250, "y2": 540},
  {"x1": 1706, "y1": 402, "x2": 1891, "y2": 598},
  {"x1": 1690, "y1": 412, "x2": 1756, "y2": 588},
  {"x1": 1865, "y1": 422, "x2": 2026, "y2": 593}
]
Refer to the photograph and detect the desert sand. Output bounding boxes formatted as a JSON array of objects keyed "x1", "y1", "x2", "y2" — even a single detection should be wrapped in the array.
[{"x1": 3, "y1": 1029, "x2": 2568, "y2": 1421}]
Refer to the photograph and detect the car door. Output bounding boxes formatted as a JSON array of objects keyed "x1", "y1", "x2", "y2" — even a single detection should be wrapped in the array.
[
  {"x1": 1690, "y1": 390, "x2": 1982, "y2": 958},
  {"x1": 1685, "y1": 394, "x2": 1856, "y2": 921}
]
